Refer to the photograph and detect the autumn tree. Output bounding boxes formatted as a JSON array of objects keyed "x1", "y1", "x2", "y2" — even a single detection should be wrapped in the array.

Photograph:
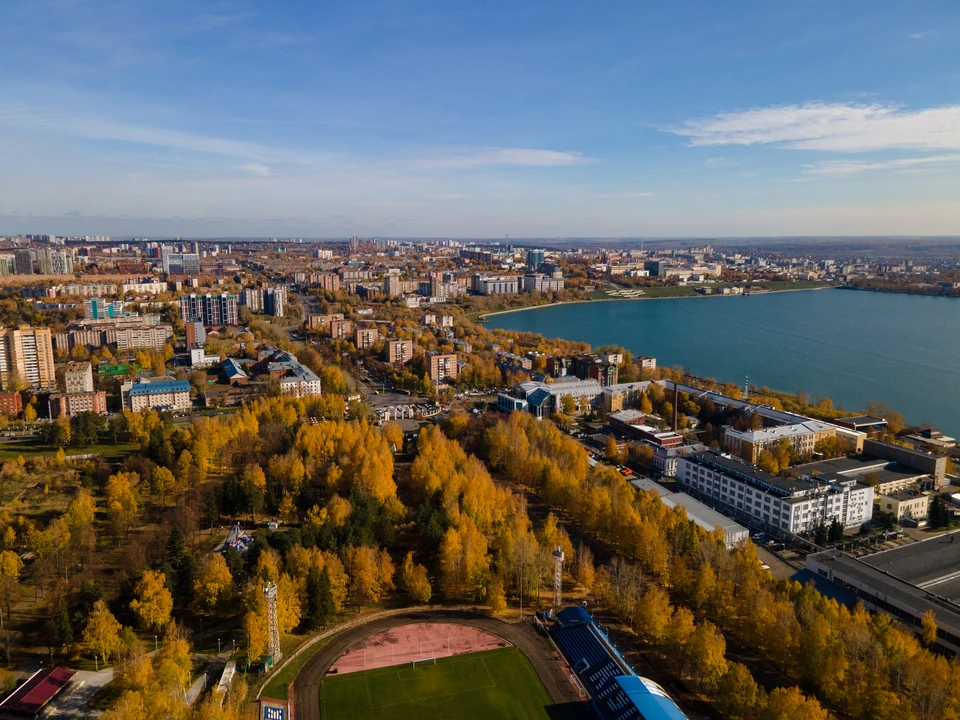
[
  {"x1": 717, "y1": 662, "x2": 759, "y2": 719},
  {"x1": 130, "y1": 570, "x2": 174, "y2": 632},
  {"x1": 400, "y1": 552, "x2": 432, "y2": 604},
  {"x1": 83, "y1": 599, "x2": 123, "y2": 662},
  {"x1": 192, "y1": 554, "x2": 234, "y2": 615},
  {"x1": 0, "y1": 550, "x2": 23, "y2": 617},
  {"x1": 106, "y1": 472, "x2": 141, "y2": 540},
  {"x1": 688, "y1": 620, "x2": 728, "y2": 689}
]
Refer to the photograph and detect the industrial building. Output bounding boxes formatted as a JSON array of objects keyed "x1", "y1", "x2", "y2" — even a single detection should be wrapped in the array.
[{"x1": 809, "y1": 537, "x2": 960, "y2": 656}]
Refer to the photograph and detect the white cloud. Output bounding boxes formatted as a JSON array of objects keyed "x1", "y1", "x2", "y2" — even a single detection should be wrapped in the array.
[
  {"x1": 909, "y1": 30, "x2": 938, "y2": 40},
  {"x1": 237, "y1": 163, "x2": 271, "y2": 176},
  {"x1": 412, "y1": 147, "x2": 592, "y2": 170},
  {"x1": 593, "y1": 192, "x2": 654, "y2": 198},
  {"x1": 804, "y1": 154, "x2": 960, "y2": 176},
  {"x1": 668, "y1": 103, "x2": 960, "y2": 152}
]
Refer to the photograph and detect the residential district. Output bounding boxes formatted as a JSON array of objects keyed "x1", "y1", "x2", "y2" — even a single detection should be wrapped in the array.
[{"x1": 0, "y1": 233, "x2": 957, "y2": 720}]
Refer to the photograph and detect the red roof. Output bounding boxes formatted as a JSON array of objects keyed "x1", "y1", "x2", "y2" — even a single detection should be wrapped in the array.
[{"x1": 0, "y1": 667, "x2": 76, "y2": 714}]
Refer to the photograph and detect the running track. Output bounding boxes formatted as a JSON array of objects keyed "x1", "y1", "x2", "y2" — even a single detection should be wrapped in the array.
[{"x1": 292, "y1": 609, "x2": 586, "y2": 720}]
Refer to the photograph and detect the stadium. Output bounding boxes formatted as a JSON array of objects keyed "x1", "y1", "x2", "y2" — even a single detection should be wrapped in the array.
[
  {"x1": 276, "y1": 608, "x2": 688, "y2": 720},
  {"x1": 551, "y1": 607, "x2": 688, "y2": 720}
]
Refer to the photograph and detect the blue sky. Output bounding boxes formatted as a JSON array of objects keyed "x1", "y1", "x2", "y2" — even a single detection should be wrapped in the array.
[{"x1": 1, "y1": 0, "x2": 959, "y2": 238}]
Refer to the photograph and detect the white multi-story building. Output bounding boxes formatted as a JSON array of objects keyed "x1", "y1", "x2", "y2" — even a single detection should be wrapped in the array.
[
  {"x1": 64, "y1": 362, "x2": 94, "y2": 394},
  {"x1": 676, "y1": 452, "x2": 873, "y2": 536},
  {"x1": 122, "y1": 379, "x2": 192, "y2": 412}
]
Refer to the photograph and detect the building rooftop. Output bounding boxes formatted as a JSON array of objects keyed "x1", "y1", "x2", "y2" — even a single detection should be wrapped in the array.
[
  {"x1": 688, "y1": 451, "x2": 820, "y2": 496},
  {"x1": 0, "y1": 667, "x2": 76, "y2": 715},
  {"x1": 127, "y1": 380, "x2": 190, "y2": 397},
  {"x1": 810, "y1": 549, "x2": 960, "y2": 637},
  {"x1": 861, "y1": 533, "x2": 960, "y2": 598},
  {"x1": 725, "y1": 420, "x2": 837, "y2": 443},
  {"x1": 835, "y1": 415, "x2": 888, "y2": 426}
]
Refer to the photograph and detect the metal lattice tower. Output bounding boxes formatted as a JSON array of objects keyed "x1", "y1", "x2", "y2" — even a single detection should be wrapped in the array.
[
  {"x1": 264, "y1": 582, "x2": 282, "y2": 664},
  {"x1": 552, "y1": 545, "x2": 565, "y2": 610}
]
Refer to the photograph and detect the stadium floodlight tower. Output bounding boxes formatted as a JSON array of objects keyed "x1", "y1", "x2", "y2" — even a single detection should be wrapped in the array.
[
  {"x1": 264, "y1": 582, "x2": 282, "y2": 664},
  {"x1": 552, "y1": 545, "x2": 565, "y2": 611}
]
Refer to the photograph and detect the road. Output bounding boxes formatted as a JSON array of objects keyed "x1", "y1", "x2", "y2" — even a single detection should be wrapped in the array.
[
  {"x1": 292, "y1": 609, "x2": 585, "y2": 720},
  {"x1": 47, "y1": 668, "x2": 113, "y2": 719}
]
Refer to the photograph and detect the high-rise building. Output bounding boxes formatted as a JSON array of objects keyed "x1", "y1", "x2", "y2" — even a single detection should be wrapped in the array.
[
  {"x1": 385, "y1": 339, "x2": 414, "y2": 364},
  {"x1": 39, "y1": 249, "x2": 74, "y2": 275},
  {"x1": 240, "y1": 287, "x2": 264, "y2": 312},
  {"x1": 179, "y1": 293, "x2": 238, "y2": 326},
  {"x1": 162, "y1": 252, "x2": 201, "y2": 276},
  {"x1": 264, "y1": 287, "x2": 286, "y2": 317},
  {"x1": 64, "y1": 361, "x2": 95, "y2": 394},
  {"x1": 526, "y1": 248, "x2": 545, "y2": 271},
  {"x1": 0, "y1": 327, "x2": 56, "y2": 390},
  {"x1": 84, "y1": 298, "x2": 127, "y2": 319},
  {"x1": 185, "y1": 320, "x2": 205, "y2": 347},
  {"x1": 13, "y1": 249, "x2": 34, "y2": 275},
  {"x1": 384, "y1": 274, "x2": 401, "y2": 297},
  {"x1": 427, "y1": 352, "x2": 459, "y2": 384}
]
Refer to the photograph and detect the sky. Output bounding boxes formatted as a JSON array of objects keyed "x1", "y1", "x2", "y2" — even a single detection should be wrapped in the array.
[{"x1": 1, "y1": 0, "x2": 959, "y2": 238}]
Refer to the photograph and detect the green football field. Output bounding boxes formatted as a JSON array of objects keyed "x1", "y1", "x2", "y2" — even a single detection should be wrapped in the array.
[{"x1": 319, "y1": 647, "x2": 554, "y2": 720}]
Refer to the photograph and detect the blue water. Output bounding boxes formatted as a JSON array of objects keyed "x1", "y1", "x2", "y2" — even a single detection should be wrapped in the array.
[{"x1": 489, "y1": 289, "x2": 960, "y2": 434}]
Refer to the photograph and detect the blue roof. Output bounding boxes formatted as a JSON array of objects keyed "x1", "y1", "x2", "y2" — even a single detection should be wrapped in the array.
[
  {"x1": 556, "y1": 606, "x2": 592, "y2": 626},
  {"x1": 614, "y1": 676, "x2": 688, "y2": 720},
  {"x1": 222, "y1": 358, "x2": 248, "y2": 379},
  {"x1": 128, "y1": 380, "x2": 190, "y2": 396}
]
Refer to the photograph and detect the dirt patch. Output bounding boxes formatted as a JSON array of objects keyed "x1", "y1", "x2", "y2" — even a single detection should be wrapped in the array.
[{"x1": 329, "y1": 622, "x2": 508, "y2": 674}]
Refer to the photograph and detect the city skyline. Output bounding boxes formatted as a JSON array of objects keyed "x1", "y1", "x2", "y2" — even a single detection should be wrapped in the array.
[{"x1": 2, "y1": 0, "x2": 959, "y2": 237}]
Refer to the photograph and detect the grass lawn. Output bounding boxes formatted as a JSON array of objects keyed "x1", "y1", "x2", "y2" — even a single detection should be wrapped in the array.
[
  {"x1": 320, "y1": 647, "x2": 553, "y2": 720},
  {"x1": 261, "y1": 631, "x2": 342, "y2": 701},
  {"x1": 0, "y1": 442, "x2": 139, "y2": 461}
]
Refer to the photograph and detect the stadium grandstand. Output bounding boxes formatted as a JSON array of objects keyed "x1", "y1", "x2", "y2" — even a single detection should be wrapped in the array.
[{"x1": 551, "y1": 606, "x2": 687, "y2": 720}]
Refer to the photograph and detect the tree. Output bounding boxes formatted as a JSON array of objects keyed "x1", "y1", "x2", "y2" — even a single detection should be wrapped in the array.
[
  {"x1": 304, "y1": 567, "x2": 336, "y2": 630},
  {"x1": 757, "y1": 450, "x2": 779, "y2": 475},
  {"x1": 151, "y1": 466, "x2": 175, "y2": 515},
  {"x1": 488, "y1": 575, "x2": 507, "y2": 614},
  {"x1": 130, "y1": 570, "x2": 174, "y2": 632},
  {"x1": 192, "y1": 554, "x2": 234, "y2": 615},
  {"x1": 83, "y1": 599, "x2": 122, "y2": 662},
  {"x1": 636, "y1": 585, "x2": 673, "y2": 647},
  {"x1": 717, "y1": 662, "x2": 759, "y2": 719},
  {"x1": 921, "y1": 609, "x2": 938, "y2": 648},
  {"x1": 0, "y1": 550, "x2": 22, "y2": 617},
  {"x1": 759, "y1": 686, "x2": 830, "y2": 720},
  {"x1": 929, "y1": 496, "x2": 951, "y2": 529},
  {"x1": 23, "y1": 404, "x2": 36, "y2": 423},
  {"x1": 574, "y1": 542, "x2": 595, "y2": 590},
  {"x1": 605, "y1": 435, "x2": 621, "y2": 463},
  {"x1": 560, "y1": 395, "x2": 576, "y2": 415},
  {"x1": 106, "y1": 472, "x2": 141, "y2": 540},
  {"x1": 400, "y1": 552, "x2": 432, "y2": 604},
  {"x1": 687, "y1": 620, "x2": 728, "y2": 689},
  {"x1": 827, "y1": 518, "x2": 844, "y2": 542}
]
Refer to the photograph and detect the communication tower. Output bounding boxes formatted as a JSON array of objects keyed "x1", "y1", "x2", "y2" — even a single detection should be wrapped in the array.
[
  {"x1": 552, "y1": 545, "x2": 565, "y2": 610},
  {"x1": 264, "y1": 582, "x2": 282, "y2": 664}
]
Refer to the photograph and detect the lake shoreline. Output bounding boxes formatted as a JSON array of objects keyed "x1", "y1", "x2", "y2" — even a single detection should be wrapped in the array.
[{"x1": 479, "y1": 284, "x2": 837, "y2": 321}]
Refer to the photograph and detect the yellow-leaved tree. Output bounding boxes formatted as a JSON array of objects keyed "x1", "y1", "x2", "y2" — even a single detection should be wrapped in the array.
[{"x1": 130, "y1": 570, "x2": 173, "y2": 632}]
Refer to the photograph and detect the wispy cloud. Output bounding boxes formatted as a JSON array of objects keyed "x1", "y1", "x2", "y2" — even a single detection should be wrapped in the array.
[
  {"x1": 667, "y1": 102, "x2": 960, "y2": 152},
  {"x1": 804, "y1": 154, "x2": 960, "y2": 176},
  {"x1": 237, "y1": 163, "x2": 272, "y2": 176},
  {"x1": 412, "y1": 147, "x2": 593, "y2": 170},
  {"x1": 909, "y1": 30, "x2": 938, "y2": 40},
  {"x1": 593, "y1": 191, "x2": 654, "y2": 198},
  {"x1": 0, "y1": 105, "x2": 326, "y2": 165},
  {"x1": 703, "y1": 157, "x2": 740, "y2": 168}
]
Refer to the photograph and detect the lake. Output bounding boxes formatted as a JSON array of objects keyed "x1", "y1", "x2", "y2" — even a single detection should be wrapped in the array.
[{"x1": 488, "y1": 289, "x2": 960, "y2": 435}]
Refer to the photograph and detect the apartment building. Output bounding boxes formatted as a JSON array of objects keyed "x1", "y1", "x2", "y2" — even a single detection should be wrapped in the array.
[
  {"x1": 49, "y1": 391, "x2": 108, "y2": 418},
  {"x1": 0, "y1": 327, "x2": 56, "y2": 390},
  {"x1": 677, "y1": 451, "x2": 874, "y2": 535},
  {"x1": 724, "y1": 421, "x2": 838, "y2": 464},
  {"x1": 329, "y1": 319, "x2": 354, "y2": 340},
  {"x1": 84, "y1": 298, "x2": 127, "y2": 320},
  {"x1": 471, "y1": 274, "x2": 519, "y2": 295},
  {"x1": 179, "y1": 293, "x2": 238, "y2": 326},
  {"x1": 355, "y1": 327, "x2": 379, "y2": 350},
  {"x1": 307, "y1": 313, "x2": 343, "y2": 332},
  {"x1": 385, "y1": 339, "x2": 414, "y2": 364},
  {"x1": 185, "y1": 320, "x2": 205, "y2": 347},
  {"x1": 64, "y1": 362, "x2": 94, "y2": 394},
  {"x1": 0, "y1": 391, "x2": 22, "y2": 415},
  {"x1": 427, "y1": 352, "x2": 459, "y2": 384},
  {"x1": 162, "y1": 252, "x2": 201, "y2": 276}
]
